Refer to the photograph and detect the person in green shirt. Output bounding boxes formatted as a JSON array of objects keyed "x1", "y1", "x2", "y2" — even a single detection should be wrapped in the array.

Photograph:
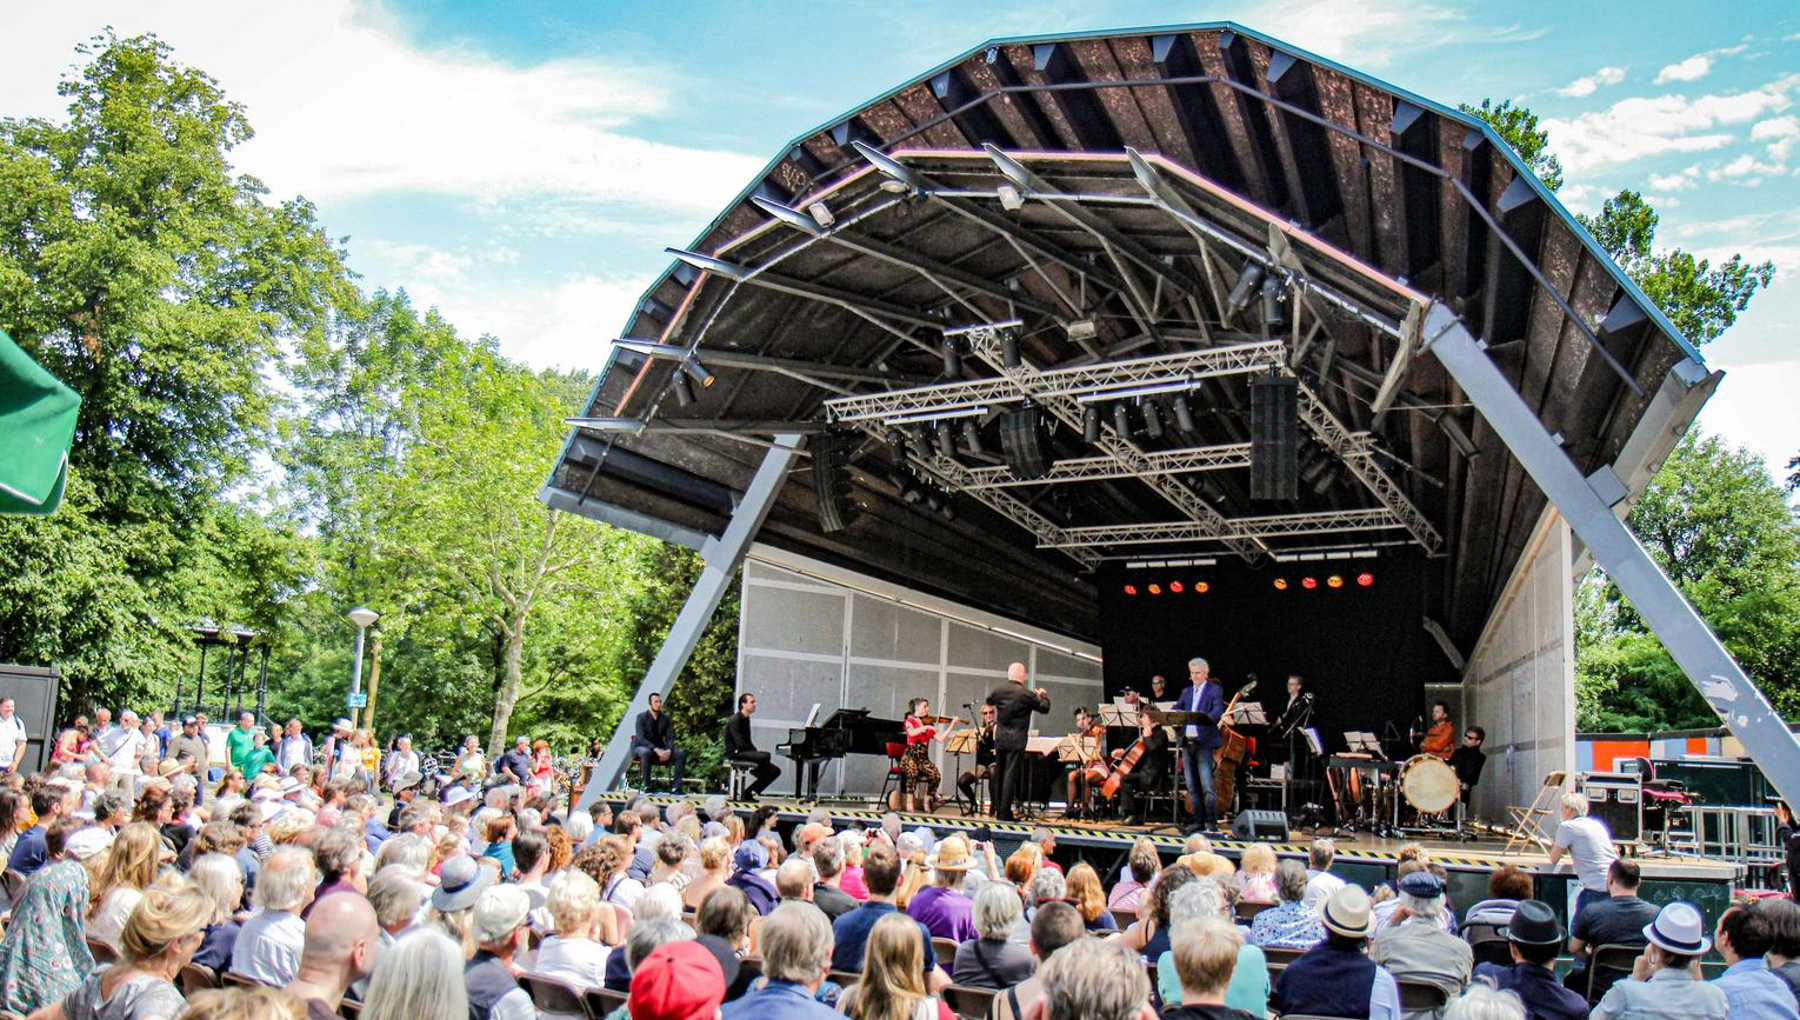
[
  {"x1": 238, "y1": 728, "x2": 277, "y2": 780},
  {"x1": 225, "y1": 712, "x2": 259, "y2": 773}
]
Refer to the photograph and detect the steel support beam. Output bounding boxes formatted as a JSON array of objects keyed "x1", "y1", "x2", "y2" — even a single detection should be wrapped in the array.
[
  {"x1": 1295, "y1": 383, "x2": 1446, "y2": 555},
  {"x1": 1420, "y1": 302, "x2": 1800, "y2": 807},
  {"x1": 1044, "y1": 507, "x2": 1403, "y2": 548},
  {"x1": 575, "y1": 434, "x2": 805, "y2": 808},
  {"x1": 962, "y1": 443, "x2": 1253, "y2": 488}
]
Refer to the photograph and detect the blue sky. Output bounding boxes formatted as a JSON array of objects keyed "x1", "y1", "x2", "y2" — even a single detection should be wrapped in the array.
[{"x1": 4, "y1": 0, "x2": 1798, "y2": 481}]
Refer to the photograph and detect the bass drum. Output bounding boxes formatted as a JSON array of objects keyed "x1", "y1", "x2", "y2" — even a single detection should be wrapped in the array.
[{"x1": 1399, "y1": 754, "x2": 1459, "y2": 814}]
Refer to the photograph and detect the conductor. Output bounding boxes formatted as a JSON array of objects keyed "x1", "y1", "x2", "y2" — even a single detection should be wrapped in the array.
[{"x1": 985, "y1": 661, "x2": 1050, "y2": 822}]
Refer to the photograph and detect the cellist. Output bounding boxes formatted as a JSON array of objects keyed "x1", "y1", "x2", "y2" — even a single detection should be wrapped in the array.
[{"x1": 1113, "y1": 708, "x2": 1171, "y2": 826}]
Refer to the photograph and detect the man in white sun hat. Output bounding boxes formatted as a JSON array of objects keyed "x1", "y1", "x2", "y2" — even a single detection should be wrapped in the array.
[{"x1": 1591, "y1": 901, "x2": 1728, "y2": 1020}]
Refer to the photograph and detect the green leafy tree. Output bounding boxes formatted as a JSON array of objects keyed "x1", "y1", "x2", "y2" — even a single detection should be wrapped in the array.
[{"x1": 1459, "y1": 99, "x2": 1563, "y2": 191}]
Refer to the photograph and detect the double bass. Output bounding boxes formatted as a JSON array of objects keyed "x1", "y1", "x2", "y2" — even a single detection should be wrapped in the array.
[{"x1": 1212, "y1": 680, "x2": 1258, "y2": 816}]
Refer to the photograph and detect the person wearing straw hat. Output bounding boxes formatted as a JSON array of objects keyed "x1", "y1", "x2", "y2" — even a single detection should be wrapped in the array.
[
  {"x1": 1591, "y1": 901, "x2": 1728, "y2": 1020},
  {"x1": 1472, "y1": 900, "x2": 1589, "y2": 1020},
  {"x1": 1271, "y1": 884, "x2": 1402, "y2": 1020},
  {"x1": 908, "y1": 834, "x2": 977, "y2": 942}
]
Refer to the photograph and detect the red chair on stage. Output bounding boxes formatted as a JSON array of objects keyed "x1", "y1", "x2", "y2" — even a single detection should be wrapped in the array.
[{"x1": 880, "y1": 741, "x2": 907, "y2": 810}]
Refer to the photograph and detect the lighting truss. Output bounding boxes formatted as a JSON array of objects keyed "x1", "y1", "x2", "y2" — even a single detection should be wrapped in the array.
[
  {"x1": 1294, "y1": 382, "x2": 1445, "y2": 555},
  {"x1": 960, "y1": 443, "x2": 1253, "y2": 489},
  {"x1": 1042, "y1": 508, "x2": 1405, "y2": 549}
]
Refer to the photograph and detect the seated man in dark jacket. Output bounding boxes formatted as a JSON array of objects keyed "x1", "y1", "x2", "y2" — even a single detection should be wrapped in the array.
[
  {"x1": 629, "y1": 693, "x2": 684, "y2": 790},
  {"x1": 1475, "y1": 900, "x2": 1590, "y2": 1020},
  {"x1": 1272, "y1": 884, "x2": 1402, "y2": 1020}
]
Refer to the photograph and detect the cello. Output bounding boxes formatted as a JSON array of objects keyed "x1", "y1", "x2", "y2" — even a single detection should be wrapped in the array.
[{"x1": 1212, "y1": 680, "x2": 1258, "y2": 817}]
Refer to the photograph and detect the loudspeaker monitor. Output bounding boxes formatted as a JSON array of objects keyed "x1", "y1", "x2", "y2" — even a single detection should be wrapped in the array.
[{"x1": 1231, "y1": 809, "x2": 1290, "y2": 842}]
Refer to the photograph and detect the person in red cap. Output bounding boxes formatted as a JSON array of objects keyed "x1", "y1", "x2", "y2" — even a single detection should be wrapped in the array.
[{"x1": 630, "y1": 940, "x2": 732, "y2": 1020}]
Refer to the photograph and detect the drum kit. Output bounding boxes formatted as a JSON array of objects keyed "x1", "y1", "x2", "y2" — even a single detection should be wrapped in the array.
[{"x1": 1325, "y1": 750, "x2": 1462, "y2": 837}]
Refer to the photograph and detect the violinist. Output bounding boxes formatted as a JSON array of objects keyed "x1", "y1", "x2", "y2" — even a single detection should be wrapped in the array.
[
  {"x1": 1115, "y1": 708, "x2": 1172, "y2": 826},
  {"x1": 901, "y1": 697, "x2": 954, "y2": 812},
  {"x1": 956, "y1": 704, "x2": 998, "y2": 814},
  {"x1": 1063, "y1": 706, "x2": 1110, "y2": 821}
]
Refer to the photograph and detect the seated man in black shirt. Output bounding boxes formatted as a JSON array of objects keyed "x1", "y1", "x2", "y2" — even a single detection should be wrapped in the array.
[
  {"x1": 723, "y1": 693, "x2": 780, "y2": 799},
  {"x1": 628, "y1": 693, "x2": 685, "y2": 790},
  {"x1": 1563, "y1": 858, "x2": 1661, "y2": 1001}
]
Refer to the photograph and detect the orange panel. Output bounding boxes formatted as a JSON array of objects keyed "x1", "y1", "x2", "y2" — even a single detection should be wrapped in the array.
[
  {"x1": 1687, "y1": 737, "x2": 1708, "y2": 755},
  {"x1": 1589, "y1": 739, "x2": 1646, "y2": 773}
]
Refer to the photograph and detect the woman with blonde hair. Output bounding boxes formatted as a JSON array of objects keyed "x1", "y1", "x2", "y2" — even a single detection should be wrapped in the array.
[
  {"x1": 1235, "y1": 843, "x2": 1278, "y2": 904},
  {"x1": 841, "y1": 912, "x2": 954, "y2": 1020},
  {"x1": 39, "y1": 884, "x2": 213, "y2": 1020},
  {"x1": 683, "y1": 836, "x2": 732, "y2": 911},
  {"x1": 87, "y1": 822, "x2": 164, "y2": 949},
  {"x1": 175, "y1": 985, "x2": 305, "y2": 1020},
  {"x1": 893, "y1": 852, "x2": 928, "y2": 911},
  {"x1": 1065, "y1": 862, "x2": 1119, "y2": 932},
  {"x1": 187, "y1": 854, "x2": 246, "y2": 973},
  {"x1": 530, "y1": 870, "x2": 612, "y2": 988},
  {"x1": 358, "y1": 927, "x2": 469, "y2": 1020}
]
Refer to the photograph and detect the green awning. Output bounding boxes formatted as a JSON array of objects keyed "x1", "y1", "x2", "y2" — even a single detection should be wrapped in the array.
[{"x1": 0, "y1": 329, "x2": 81, "y2": 515}]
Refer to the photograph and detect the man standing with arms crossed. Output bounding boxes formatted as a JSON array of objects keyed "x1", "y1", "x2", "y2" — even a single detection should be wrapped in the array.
[{"x1": 986, "y1": 661, "x2": 1050, "y2": 823}]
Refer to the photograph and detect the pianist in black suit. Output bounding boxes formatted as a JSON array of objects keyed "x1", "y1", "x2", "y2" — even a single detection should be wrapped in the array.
[
  {"x1": 985, "y1": 661, "x2": 1051, "y2": 822},
  {"x1": 629, "y1": 693, "x2": 685, "y2": 790},
  {"x1": 724, "y1": 693, "x2": 781, "y2": 799}
]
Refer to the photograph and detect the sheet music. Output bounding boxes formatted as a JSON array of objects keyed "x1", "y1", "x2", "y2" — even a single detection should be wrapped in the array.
[
  {"x1": 1025, "y1": 735, "x2": 1063, "y2": 755},
  {"x1": 804, "y1": 703, "x2": 822, "y2": 729},
  {"x1": 1098, "y1": 704, "x2": 1138, "y2": 727},
  {"x1": 1057, "y1": 734, "x2": 1101, "y2": 762},
  {"x1": 1303, "y1": 727, "x2": 1324, "y2": 756},
  {"x1": 1230, "y1": 701, "x2": 1267, "y2": 724}
]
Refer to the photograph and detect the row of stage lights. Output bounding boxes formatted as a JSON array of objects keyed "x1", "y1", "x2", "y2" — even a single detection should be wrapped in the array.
[{"x1": 1122, "y1": 571, "x2": 1375, "y2": 596}]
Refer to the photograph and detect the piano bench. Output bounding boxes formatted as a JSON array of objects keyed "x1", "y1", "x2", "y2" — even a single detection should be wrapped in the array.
[{"x1": 727, "y1": 761, "x2": 757, "y2": 800}]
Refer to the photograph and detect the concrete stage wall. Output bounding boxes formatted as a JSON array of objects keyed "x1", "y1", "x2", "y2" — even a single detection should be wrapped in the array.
[
  {"x1": 1462, "y1": 509, "x2": 1578, "y2": 823},
  {"x1": 736, "y1": 544, "x2": 1103, "y2": 799}
]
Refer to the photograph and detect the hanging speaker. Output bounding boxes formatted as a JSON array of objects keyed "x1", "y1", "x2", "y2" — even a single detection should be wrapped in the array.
[
  {"x1": 811, "y1": 433, "x2": 860, "y2": 533},
  {"x1": 999, "y1": 406, "x2": 1054, "y2": 480},
  {"x1": 1250, "y1": 376, "x2": 1299, "y2": 501}
]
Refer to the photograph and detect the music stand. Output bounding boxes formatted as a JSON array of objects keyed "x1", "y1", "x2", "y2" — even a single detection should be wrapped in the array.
[
  {"x1": 1145, "y1": 709, "x2": 1208, "y2": 830},
  {"x1": 946, "y1": 727, "x2": 980, "y2": 816},
  {"x1": 1344, "y1": 732, "x2": 1383, "y2": 755},
  {"x1": 1229, "y1": 702, "x2": 1267, "y2": 725},
  {"x1": 1098, "y1": 704, "x2": 1137, "y2": 728},
  {"x1": 1057, "y1": 734, "x2": 1100, "y2": 763}
]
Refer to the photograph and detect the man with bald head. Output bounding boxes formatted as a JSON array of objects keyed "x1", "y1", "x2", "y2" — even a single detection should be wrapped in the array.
[
  {"x1": 986, "y1": 661, "x2": 1051, "y2": 822},
  {"x1": 285, "y1": 893, "x2": 381, "y2": 1020}
]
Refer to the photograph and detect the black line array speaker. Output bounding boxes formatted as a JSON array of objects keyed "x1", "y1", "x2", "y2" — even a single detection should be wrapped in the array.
[
  {"x1": 1250, "y1": 375, "x2": 1299, "y2": 501},
  {"x1": 1232, "y1": 809, "x2": 1290, "y2": 842},
  {"x1": 999, "y1": 406, "x2": 1054, "y2": 480},
  {"x1": 811, "y1": 433, "x2": 860, "y2": 533}
]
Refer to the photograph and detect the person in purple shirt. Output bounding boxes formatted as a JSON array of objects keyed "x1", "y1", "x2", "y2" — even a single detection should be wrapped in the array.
[{"x1": 906, "y1": 836, "x2": 977, "y2": 942}]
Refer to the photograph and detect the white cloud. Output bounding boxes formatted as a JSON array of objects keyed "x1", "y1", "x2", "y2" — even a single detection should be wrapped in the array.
[
  {"x1": 1540, "y1": 73, "x2": 1800, "y2": 175},
  {"x1": 1752, "y1": 115, "x2": 1800, "y2": 161},
  {"x1": 1252, "y1": 0, "x2": 1543, "y2": 66},
  {"x1": 1557, "y1": 66, "x2": 1626, "y2": 98},
  {"x1": 1648, "y1": 166, "x2": 1702, "y2": 191},
  {"x1": 1657, "y1": 54, "x2": 1714, "y2": 84},
  {"x1": 1709, "y1": 153, "x2": 1786, "y2": 181}
]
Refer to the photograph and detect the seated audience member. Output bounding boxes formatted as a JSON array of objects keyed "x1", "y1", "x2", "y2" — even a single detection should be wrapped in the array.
[
  {"x1": 365, "y1": 866, "x2": 424, "y2": 944},
  {"x1": 607, "y1": 916, "x2": 698, "y2": 1002},
  {"x1": 1165, "y1": 918, "x2": 1263, "y2": 1020},
  {"x1": 463, "y1": 885, "x2": 536, "y2": 1020},
  {"x1": 1371, "y1": 870, "x2": 1473, "y2": 1014},
  {"x1": 0, "y1": 817, "x2": 99, "y2": 1014},
  {"x1": 180, "y1": 985, "x2": 311, "y2": 1020},
  {"x1": 1471, "y1": 900, "x2": 1588, "y2": 1020},
  {"x1": 1760, "y1": 898, "x2": 1800, "y2": 1001},
  {"x1": 285, "y1": 892, "x2": 382, "y2": 1019},
  {"x1": 684, "y1": 836, "x2": 731, "y2": 911},
  {"x1": 231, "y1": 845, "x2": 317, "y2": 985},
  {"x1": 85, "y1": 820, "x2": 162, "y2": 949},
  {"x1": 1442, "y1": 984, "x2": 1527, "y2": 1020},
  {"x1": 42, "y1": 884, "x2": 214, "y2": 1020},
  {"x1": 1156, "y1": 880, "x2": 1269, "y2": 1017},
  {"x1": 1034, "y1": 936, "x2": 1152, "y2": 1020},
  {"x1": 8, "y1": 786, "x2": 67, "y2": 876},
  {"x1": 629, "y1": 939, "x2": 741, "y2": 1020},
  {"x1": 1066, "y1": 861, "x2": 1119, "y2": 933},
  {"x1": 1115, "y1": 864, "x2": 1195, "y2": 962},
  {"x1": 1710, "y1": 899, "x2": 1800, "y2": 1020},
  {"x1": 1250, "y1": 859, "x2": 1325, "y2": 950},
  {"x1": 1463, "y1": 865, "x2": 1534, "y2": 928},
  {"x1": 359, "y1": 927, "x2": 470, "y2": 1020},
  {"x1": 1234, "y1": 844, "x2": 1278, "y2": 904},
  {"x1": 1302, "y1": 837, "x2": 1347, "y2": 912},
  {"x1": 1591, "y1": 901, "x2": 1727, "y2": 1020},
  {"x1": 907, "y1": 835, "x2": 977, "y2": 942},
  {"x1": 1009, "y1": 868, "x2": 1067, "y2": 947},
  {"x1": 1371, "y1": 860, "x2": 1431, "y2": 932},
  {"x1": 536, "y1": 869, "x2": 612, "y2": 989},
  {"x1": 1108, "y1": 840, "x2": 1160, "y2": 918},
  {"x1": 189, "y1": 852, "x2": 249, "y2": 973},
  {"x1": 721, "y1": 902, "x2": 839, "y2": 1020},
  {"x1": 1563, "y1": 858, "x2": 1660, "y2": 1001},
  {"x1": 774, "y1": 856, "x2": 815, "y2": 906},
  {"x1": 990, "y1": 901, "x2": 1086, "y2": 1020},
  {"x1": 1272, "y1": 884, "x2": 1402, "y2": 1020},
  {"x1": 831, "y1": 843, "x2": 948, "y2": 987},
  {"x1": 811, "y1": 837, "x2": 858, "y2": 922},
  {"x1": 840, "y1": 912, "x2": 955, "y2": 1020},
  {"x1": 687, "y1": 887, "x2": 755, "y2": 975},
  {"x1": 427, "y1": 855, "x2": 496, "y2": 959},
  {"x1": 725, "y1": 839, "x2": 777, "y2": 915},
  {"x1": 953, "y1": 881, "x2": 1036, "y2": 989}
]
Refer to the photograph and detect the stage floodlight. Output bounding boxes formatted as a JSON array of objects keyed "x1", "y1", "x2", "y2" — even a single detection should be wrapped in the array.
[
  {"x1": 939, "y1": 499, "x2": 956, "y2": 522},
  {"x1": 1142, "y1": 400, "x2": 1164, "y2": 439},
  {"x1": 1169, "y1": 581, "x2": 1184, "y2": 593},
  {"x1": 961, "y1": 419, "x2": 985, "y2": 456},
  {"x1": 1327, "y1": 575, "x2": 1344, "y2": 588},
  {"x1": 1066, "y1": 318, "x2": 1099, "y2": 343},
  {"x1": 1302, "y1": 576, "x2": 1318, "y2": 590},
  {"x1": 1123, "y1": 584, "x2": 1138, "y2": 596},
  {"x1": 1001, "y1": 332, "x2": 1021, "y2": 369},
  {"x1": 997, "y1": 184, "x2": 1025, "y2": 211},
  {"x1": 807, "y1": 200, "x2": 836, "y2": 228},
  {"x1": 1261, "y1": 275, "x2": 1284, "y2": 327},
  {"x1": 942, "y1": 338, "x2": 962, "y2": 377},
  {"x1": 680, "y1": 356, "x2": 715, "y2": 389},
  {"x1": 1083, "y1": 405, "x2": 1103, "y2": 444},
  {"x1": 1273, "y1": 577, "x2": 1288, "y2": 591},
  {"x1": 1172, "y1": 394, "x2": 1196, "y2": 432},
  {"x1": 1195, "y1": 581, "x2": 1210, "y2": 594},
  {"x1": 936, "y1": 422, "x2": 957, "y2": 459},
  {"x1": 1357, "y1": 572, "x2": 1375, "y2": 587},
  {"x1": 1225, "y1": 262, "x2": 1264, "y2": 318},
  {"x1": 671, "y1": 372, "x2": 696, "y2": 407},
  {"x1": 1148, "y1": 584, "x2": 1162, "y2": 595},
  {"x1": 1112, "y1": 401, "x2": 1132, "y2": 439}
]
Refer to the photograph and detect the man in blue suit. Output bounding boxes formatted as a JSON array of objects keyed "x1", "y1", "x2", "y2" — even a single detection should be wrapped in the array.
[{"x1": 1173, "y1": 656, "x2": 1224, "y2": 833}]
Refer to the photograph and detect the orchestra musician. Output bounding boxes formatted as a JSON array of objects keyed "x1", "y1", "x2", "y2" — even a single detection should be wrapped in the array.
[
  {"x1": 899, "y1": 698, "x2": 952, "y2": 812},
  {"x1": 956, "y1": 704, "x2": 997, "y2": 814},
  {"x1": 1062, "y1": 706, "x2": 1109, "y2": 821},
  {"x1": 986, "y1": 661, "x2": 1051, "y2": 823},
  {"x1": 1148, "y1": 674, "x2": 1169, "y2": 702},
  {"x1": 1420, "y1": 700, "x2": 1456, "y2": 760},
  {"x1": 1172, "y1": 656, "x2": 1224, "y2": 832},
  {"x1": 1449, "y1": 725, "x2": 1487, "y2": 803},
  {"x1": 723, "y1": 693, "x2": 782, "y2": 799},
  {"x1": 1115, "y1": 709, "x2": 1172, "y2": 826}
]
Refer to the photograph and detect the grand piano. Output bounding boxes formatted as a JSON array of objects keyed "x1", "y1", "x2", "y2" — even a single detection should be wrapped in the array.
[{"x1": 777, "y1": 707, "x2": 905, "y2": 801}]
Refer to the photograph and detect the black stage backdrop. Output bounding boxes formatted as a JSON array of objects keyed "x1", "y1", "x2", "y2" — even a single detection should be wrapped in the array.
[{"x1": 1095, "y1": 550, "x2": 1458, "y2": 757}]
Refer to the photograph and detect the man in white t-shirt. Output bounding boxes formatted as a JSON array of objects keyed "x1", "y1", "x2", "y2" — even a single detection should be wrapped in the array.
[
  {"x1": 105, "y1": 709, "x2": 147, "y2": 778},
  {"x1": 0, "y1": 699, "x2": 27, "y2": 772},
  {"x1": 1302, "y1": 836, "x2": 1347, "y2": 913},
  {"x1": 1547, "y1": 790, "x2": 1617, "y2": 921}
]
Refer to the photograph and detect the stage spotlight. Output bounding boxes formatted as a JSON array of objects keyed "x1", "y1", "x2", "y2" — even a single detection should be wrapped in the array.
[
  {"x1": 1273, "y1": 578, "x2": 1288, "y2": 590},
  {"x1": 936, "y1": 422, "x2": 957, "y2": 459},
  {"x1": 1261, "y1": 275, "x2": 1284, "y2": 327},
  {"x1": 1195, "y1": 581, "x2": 1210, "y2": 594},
  {"x1": 1148, "y1": 584, "x2": 1162, "y2": 595},
  {"x1": 1225, "y1": 262, "x2": 1264, "y2": 318},
  {"x1": 942, "y1": 338, "x2": 962, "y2": 377},
  {"x1": 1142, "y1": 400, "x2": 1164, "y2": 439},
  {"x1": 1171, "y1": 394, "x2": 1196, "y2": 432},
  {"x1": 924, "y1": 490, "x2": 944, "y2": 513},
  {"x1": 1123, "y1": 584, "x2": 1138, "y2": 596},
  {"x1": 1302, "y1": 576, "x2": 1318, "y2": 590},
  {"x1": 1327, "y1": 575, "x2": 1344, "y2": 589},
  {"x1": 961, "y1": 419, "x2": 985, "y2": 456},
  {"x1": 1083, "y1": 405, "x2": 1103, "y2": 444},
  {"x1": 671, "y1": 372, "x2": 696, "y2": 407},
  {"x1": 1112, "y1": 401, "x2": 1132, "y2": 439},
  {"x1": 1169, "y1": 581, "x2": 1184, "y2": 593},
  {"x1": 681, "y1": 356, "x2": 715, "y2": 389},
  {"x1": 939, "y1": 499, "x2": 956, "y2": 522},
  {"x1": 1001, "y1": 333, "x2": 1021, "y2": 369},
  {"x1": 1357, "y1": 572, "x2": 1375, "y2": 587}
]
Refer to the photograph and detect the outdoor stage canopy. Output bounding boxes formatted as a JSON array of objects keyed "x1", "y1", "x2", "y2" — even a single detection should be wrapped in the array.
[{"x1": 544, "y1": 23, "x2": 1800, "y2": 806}]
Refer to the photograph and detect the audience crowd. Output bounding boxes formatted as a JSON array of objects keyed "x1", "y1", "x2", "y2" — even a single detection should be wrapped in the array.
[{"x1": 0, "y1": 708, "x2": 1793, "y2": 1020}]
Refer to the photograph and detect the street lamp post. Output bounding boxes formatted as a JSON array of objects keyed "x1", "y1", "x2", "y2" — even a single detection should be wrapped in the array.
[{"x1": 347, "y1": 607, "x2": 378, "y2": 723}]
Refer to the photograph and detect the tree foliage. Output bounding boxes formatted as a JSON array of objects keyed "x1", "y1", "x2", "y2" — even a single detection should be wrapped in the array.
[{"x1": 1459, "y1": 99, "x2": 1564, "y2": 192}]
